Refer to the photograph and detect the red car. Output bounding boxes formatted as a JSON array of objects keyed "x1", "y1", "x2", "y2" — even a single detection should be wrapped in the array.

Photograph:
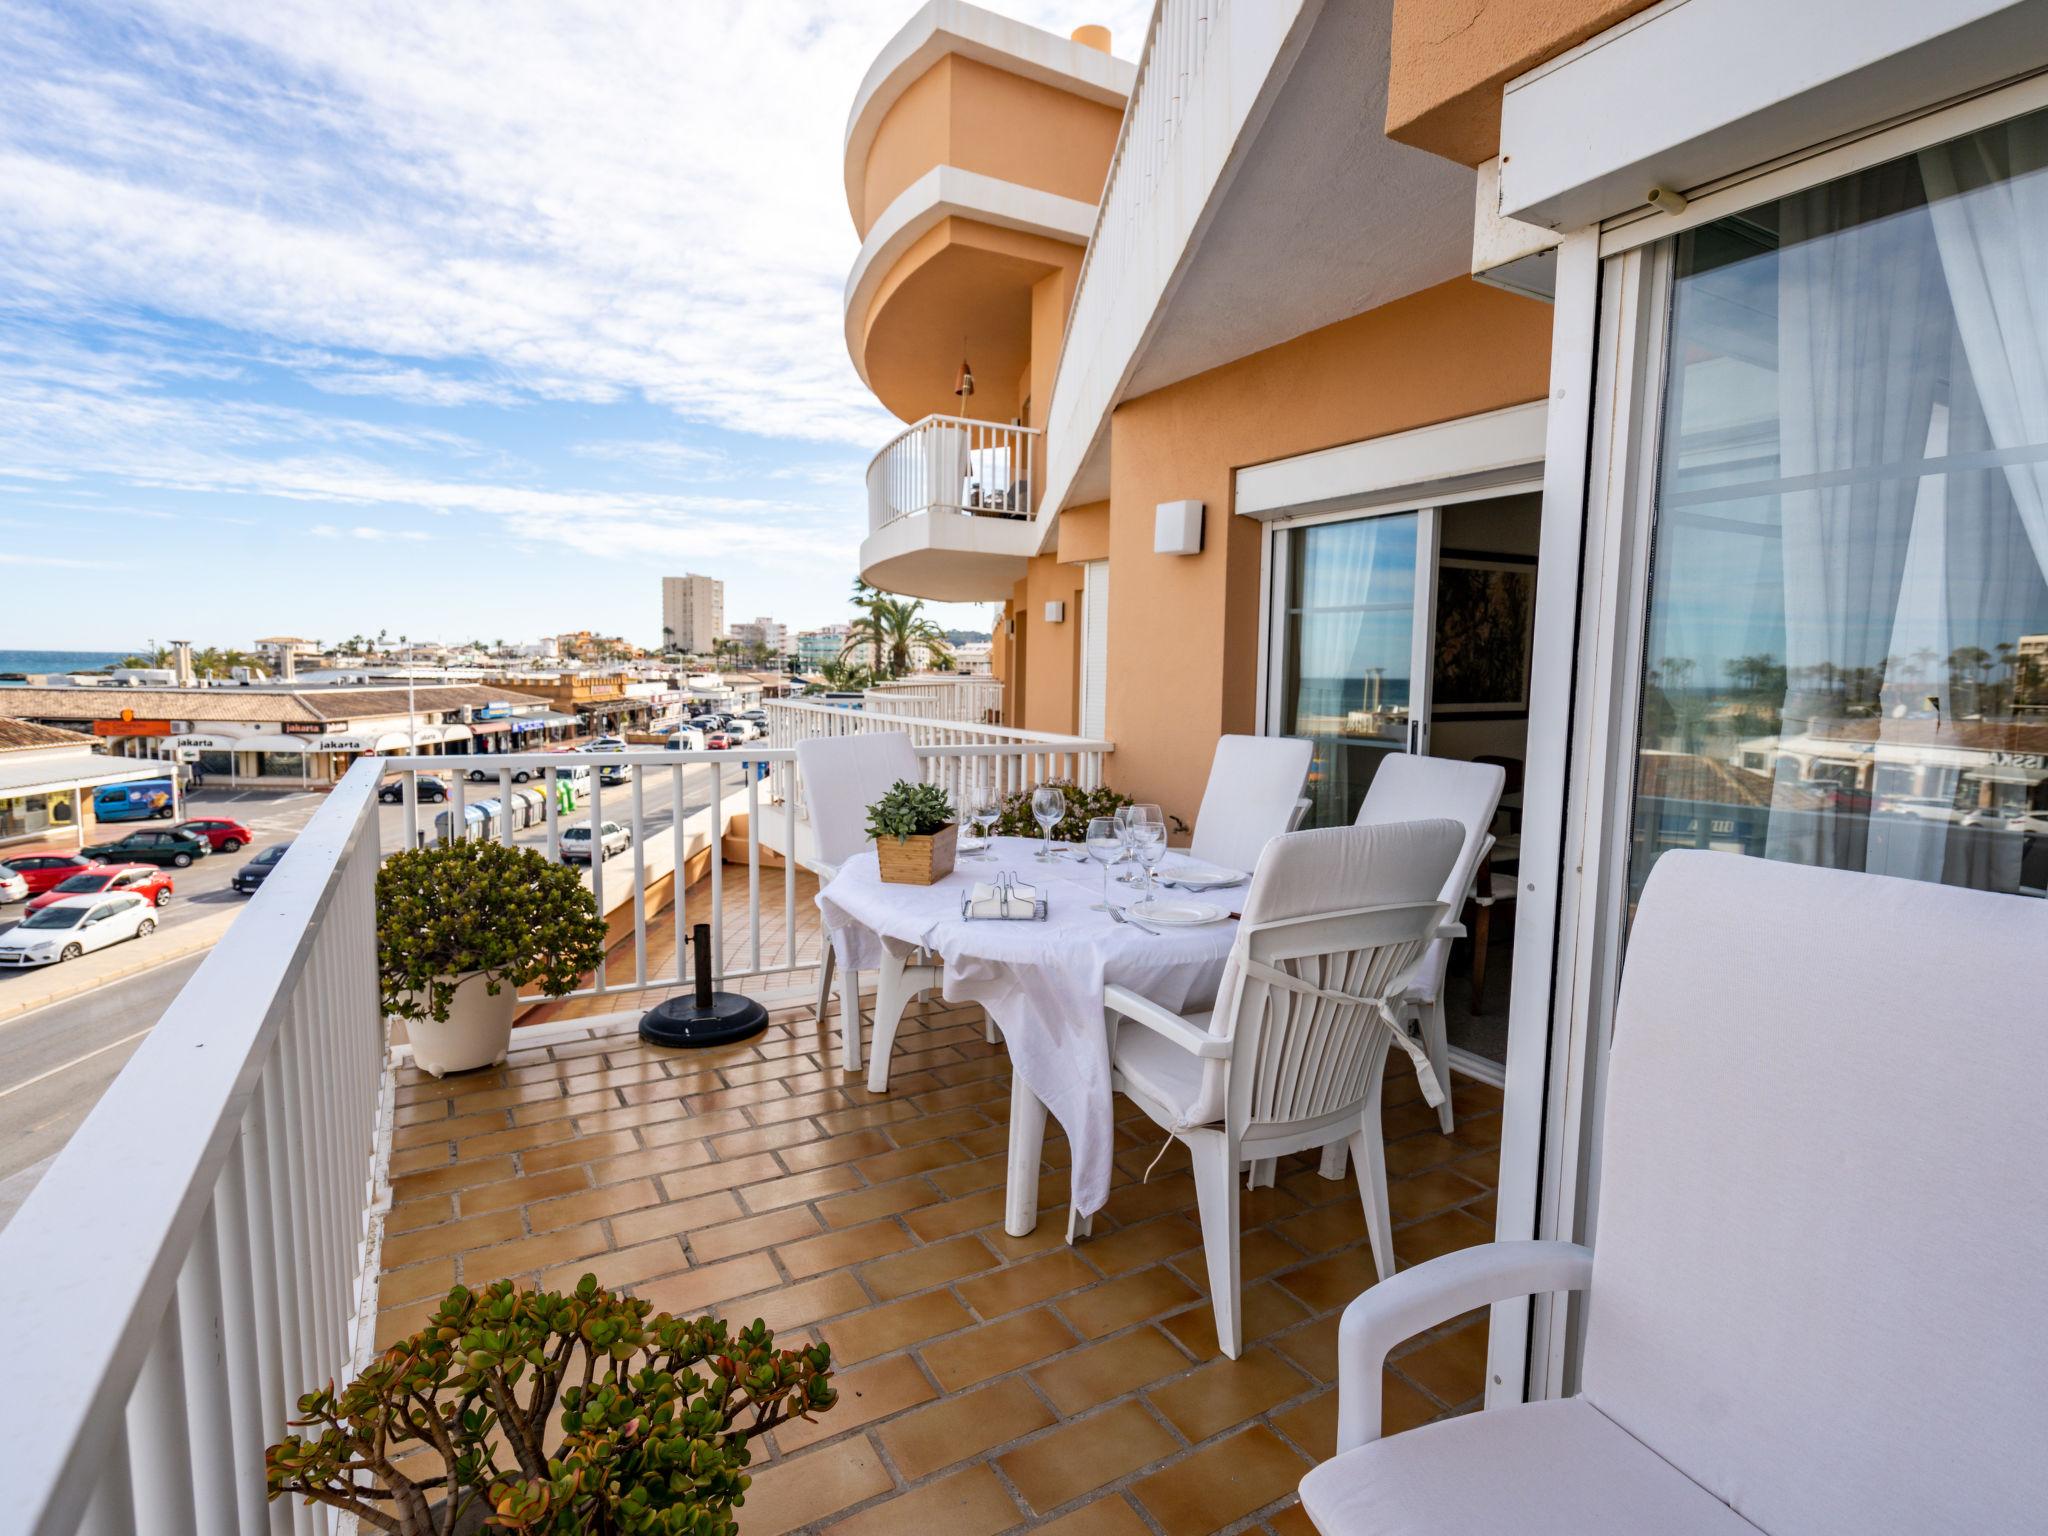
[
  {"x1": 0, "y1": 851, "x2": 100, "y2": 896},
  {"x1": 25, "y1": 863, "x2": 175, "y2": 915},
  {"x1": 174, "y1": 818, "x2": 254, "y2": 853}
]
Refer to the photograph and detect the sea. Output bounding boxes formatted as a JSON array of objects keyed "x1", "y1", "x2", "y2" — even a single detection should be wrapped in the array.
[{"x1": 0, "y1": 649, "x2": 128, "y2": 678}]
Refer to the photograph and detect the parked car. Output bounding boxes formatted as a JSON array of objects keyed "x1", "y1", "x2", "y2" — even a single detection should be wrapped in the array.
[
  {"x1": 558, "y1": 821, "x2": 631, "y2": 862},
  {"x1": 91, "y1": 778, "x2": 177, "y2": 823},
  {"x1": 466, "y1": 761, "x2": 541, "y2": 783},
  {"x1": 0, "y1": 892, "x2": 157, "y2": 966},
  {"x1": 174, "y1": 817, "x2": 254, "y2": 852},
  {"x1": 232, "y1": 842, "x2": 290, "y2": 895},
  {"x1": 663, "y1": 728, "x2": 706, "y2": 752},
  {"x1": 378, "y1": 775, "x2": 448, "y2": 803},
  {"x1": 0, "y1": 867, "x2": 26, "y2": 905},
  {"x1": 705, "y1": 731, "x2": 732, "y2": 751},
  {"x1": 25, "y1": 863, "x2": 174, "y2": 915},
  {"x1": 80, "y1": 827, "x2": 210, "y2": 869},
  {"x1": 0, "y1": 851, "x2": 97, "y2": 896}
]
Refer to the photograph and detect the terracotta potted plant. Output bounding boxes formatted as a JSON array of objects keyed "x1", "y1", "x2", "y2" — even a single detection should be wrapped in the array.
[
  {"x1": 866, "y1": 779, "x2": 958, "y2": 886},
  {"x1": 377, "y1": 839, "x2": 608, "y2": 1077},
  {"x1": 267, "y1": 1273, "x2": 837, "y2": 1533}
]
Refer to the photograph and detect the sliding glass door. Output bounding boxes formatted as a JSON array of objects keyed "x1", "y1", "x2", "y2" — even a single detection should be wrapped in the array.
[
  {"x1": 1627, "y1": 105, "x2": 2048, "y2": 907},
  {"x1": 1270, "y1": 507, "x2": 1439, "y2": 826}
]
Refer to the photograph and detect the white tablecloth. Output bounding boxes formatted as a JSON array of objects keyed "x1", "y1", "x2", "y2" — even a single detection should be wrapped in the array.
[{"x1": 817, "y1": 835, "x2": 1238, "y2": 1217}]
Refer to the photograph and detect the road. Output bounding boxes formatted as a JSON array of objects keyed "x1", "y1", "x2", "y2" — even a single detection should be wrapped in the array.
[
  {"x1": 0, "y1": 756, "x2": 750, "y2": 1227},
  {"x1": 0, "y1": 953, "x2": 204, "y2": 1229}
]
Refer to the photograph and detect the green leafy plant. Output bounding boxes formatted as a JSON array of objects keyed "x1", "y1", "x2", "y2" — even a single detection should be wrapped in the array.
[
  {"x1": 863, "y1": 779, "x2": 954, "y2": 843},
  {"x1": 377, "y1": 839, "x2": 608, "y2": 1023},
  {"x1": 267, "y1": 1275, "x2": 836, "y2": 1535},
  {"x1": 991, "y1": 781, "x2": 1187, "y2": 842}
]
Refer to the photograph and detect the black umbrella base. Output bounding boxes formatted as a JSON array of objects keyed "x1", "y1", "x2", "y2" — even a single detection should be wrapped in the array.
[{"x1": 638, "y1": 991, "x2": 770, "y2": 1049}]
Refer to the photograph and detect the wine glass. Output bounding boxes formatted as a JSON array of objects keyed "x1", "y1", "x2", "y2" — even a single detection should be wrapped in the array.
[
  {"x1": 1030, "y1": 784, "x2": 1066, "y2": 862},
  {"x1": 968, "y1": 776, "x2": 1002, "y2": 858},
  {"x1": 1124, "y1": 803, "x2": 1166, "y2": 901},
  {"x1": 1084, "y1": 816, "x2": 1122, "y2": 909},
  {"x1": 1112, "y1": 802, "x2": 1140, "y2": 881}
]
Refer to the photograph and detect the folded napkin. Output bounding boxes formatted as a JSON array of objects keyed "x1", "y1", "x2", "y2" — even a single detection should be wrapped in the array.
[{"x1": 964, "y1": 879, "x2": 1041, "y2": 919}]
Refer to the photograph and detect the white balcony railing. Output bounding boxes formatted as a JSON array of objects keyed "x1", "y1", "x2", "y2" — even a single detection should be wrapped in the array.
[
  {"x1": 866, "y1": 414, "x2": 1041, "y2": 535},
  {"x1": 1, "y1": 761, "x2": 389, "y2": 1535},
  {"x1": 2, "y1": 726, "x2": 1120, "y2": 1531},
  {"x1": 764, "y1": 698, "x2": 1110, "y2": 820},
  {"x1": 864, "y1": 675, "x2": 1004, "y2": 724}
]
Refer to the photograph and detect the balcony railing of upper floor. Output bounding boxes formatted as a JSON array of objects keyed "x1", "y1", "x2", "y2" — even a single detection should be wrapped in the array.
[
  {"x1": 863, "y1": 674, "x2": 1005, "y2": 725},
  {"x1": 867, "y1": 414, "x2": 1042, "y2": 536},
  {"x1": 0, "y1": 711, "x2": 1115, "y2": 1532}
]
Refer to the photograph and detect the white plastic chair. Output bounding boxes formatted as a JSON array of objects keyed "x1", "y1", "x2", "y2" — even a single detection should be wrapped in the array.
[
  {"x1": 1103, "y1": 818, "x2": 1464, "y2": 1358},
  {"x1": 1300, "y1": 850, "x2": 2046, "y2": 1535},
  {"x1": 794, "y1": 732, "x2": 939, "y2": 1078},
  {"x1": 1354, "y1": 755, "x2": 1504, "y2": 1134},
  {"x1": 1187, "y1": 735, "x2": 1316, "y2": 874}
]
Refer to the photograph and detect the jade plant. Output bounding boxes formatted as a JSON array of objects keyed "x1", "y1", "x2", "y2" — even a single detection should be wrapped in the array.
[
  {"x1": 377, "y1": 838, "x2": 608, "y2": 1023},
  {"x1": 266, "y1": 1275, "x2": 836, "y2": 1535},
  {"x1": 863, "y1": 779, "x2": 954, "y2": 843}
]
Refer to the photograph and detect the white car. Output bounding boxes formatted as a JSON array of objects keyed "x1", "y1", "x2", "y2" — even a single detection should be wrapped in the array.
[
  {"x1": 0, "y1": 867, "x2": 27, "y2": 904},
  {"x1": 559, "y1": 821, "x2": 631, "y2": 862},
  {"x1": 0, "y1": 892, "x2": 157, "y2": 966}
]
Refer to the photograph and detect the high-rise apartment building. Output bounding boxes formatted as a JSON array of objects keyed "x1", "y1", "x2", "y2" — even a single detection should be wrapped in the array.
[{"x1": 660, "y1": 574, "x2": 723, "y2": 655}]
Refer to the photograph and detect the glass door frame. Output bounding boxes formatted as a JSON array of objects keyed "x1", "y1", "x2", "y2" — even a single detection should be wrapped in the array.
[
  {"x1": 1259, "y1": 502, "x2": 1441, "y2": 788},
  {"x1": 1533, "y1": 72, "x2": 2048, "y2": 1407}
]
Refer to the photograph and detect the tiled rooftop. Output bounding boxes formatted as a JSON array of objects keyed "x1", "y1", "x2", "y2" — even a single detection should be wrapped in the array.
[{"x1": 380, "y1": 985, "x2": 1502, "y2": 1535}]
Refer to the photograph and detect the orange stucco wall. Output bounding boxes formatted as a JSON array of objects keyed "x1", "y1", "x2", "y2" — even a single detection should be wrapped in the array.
[
  {"x1": 1056, "y1": 502, "x2": 1109, "y2": 565},
  {"x1": 1005, "y1": 554, "x2": 1088, "y2": 737},
  {"x1": 1385, "y1": 0, "x2": 1658, "y2": 166},
  {"x1": 861, "y1": 218, "x2": 1082, "y2": 424},
  {"x1": 1079, "y1": 277, "x2": 1553, "y2": 823},
  {"x1": 860, "y1": 56, "x2": 1124, "y2": 238}
]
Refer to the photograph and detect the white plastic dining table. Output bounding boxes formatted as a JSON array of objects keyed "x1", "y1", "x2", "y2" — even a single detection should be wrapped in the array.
[{"x1": 816, "y1": 834, "x2": 1239, "y2": 1232}]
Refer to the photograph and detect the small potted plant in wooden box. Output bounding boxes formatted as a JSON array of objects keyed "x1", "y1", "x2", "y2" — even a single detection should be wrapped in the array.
[{"x1": 867, "y1": 779, "x2": 958, "y2": 885}]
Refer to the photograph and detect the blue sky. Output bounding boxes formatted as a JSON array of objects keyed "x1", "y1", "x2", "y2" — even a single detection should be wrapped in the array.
[{"x1": 0, "y1": 0, "x2": 1149, "y2": 652}]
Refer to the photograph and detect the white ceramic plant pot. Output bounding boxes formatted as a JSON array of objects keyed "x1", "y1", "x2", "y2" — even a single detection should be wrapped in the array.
[{"x1": 407, "y1": 970, "x2": 516, "y2": 1078}]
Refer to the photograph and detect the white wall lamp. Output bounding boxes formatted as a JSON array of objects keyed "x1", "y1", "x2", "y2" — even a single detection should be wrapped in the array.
[
  {"x1": 1155, "y1": 499, "x2": 1204, "y2": 555},
  {"x1": 1043, "y1": 600, "x2": 1065, "y2": 624}
]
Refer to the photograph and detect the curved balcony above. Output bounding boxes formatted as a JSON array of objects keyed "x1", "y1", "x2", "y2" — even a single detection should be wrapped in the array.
[{"x1": 860, "y1": 414, "x2": 1041, "y2": 601}]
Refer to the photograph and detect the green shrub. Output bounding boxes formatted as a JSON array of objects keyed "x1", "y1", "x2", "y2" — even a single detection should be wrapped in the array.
[
  {"x1": 266, "y1": 1275, "x2": 836, "y2": 1535},
  {"x1": 863, "y1": 779, "x2": 954, "y2": 843},
  {"x1": 990, "y1": 781, "x2": 1186, "y2": 842},
  {"x1": 377, "y1": 838, "x2": 608, "y2": 1023}
]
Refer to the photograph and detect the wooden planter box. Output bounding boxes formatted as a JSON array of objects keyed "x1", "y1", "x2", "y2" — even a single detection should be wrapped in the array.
[{"x1": 876, "y1": 823, "x2": 958, "y2": 886}]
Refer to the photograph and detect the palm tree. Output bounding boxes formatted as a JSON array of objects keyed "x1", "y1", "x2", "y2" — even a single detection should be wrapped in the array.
[{"x1": 841, "y1": 593, "x2": 951, "y2": 680}]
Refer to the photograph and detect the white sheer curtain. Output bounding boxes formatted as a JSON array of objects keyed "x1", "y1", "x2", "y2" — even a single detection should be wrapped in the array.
[
  {"x1": 1769, "y1": 165, "x2": 1947, "y2": 866},
  {"x1": 1920, "y1": 117, "x2": 2048, "y2": 573}
]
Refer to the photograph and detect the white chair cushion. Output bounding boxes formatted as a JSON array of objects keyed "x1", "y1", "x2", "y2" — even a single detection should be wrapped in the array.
[
  {"x1": 1298, "y1": 1398, "x2": 1759, "y2": 1536},
  {"x1": 1189, "y1": 735, "x2": 1314, "y2": 876},
  {"x1": 1585, "y1": 851, "x2": 2048, "y2": 1536},
  {"x1": 1111, "y1": 1009, "x2": 1216, "y2": 1125}
]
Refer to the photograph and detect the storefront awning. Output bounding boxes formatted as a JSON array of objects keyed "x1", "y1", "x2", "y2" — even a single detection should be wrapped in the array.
[{"x1": 467, "y1": 720, "x2": 511, "y2": 737}]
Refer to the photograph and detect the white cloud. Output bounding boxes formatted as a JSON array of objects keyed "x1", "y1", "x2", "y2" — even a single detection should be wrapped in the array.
[
  {"x1": 310, "y1": 522, "x2": 431, "y2": 542},
  {"x1": 0, "y1": 1, "x2": 1150, "y2": 446}
]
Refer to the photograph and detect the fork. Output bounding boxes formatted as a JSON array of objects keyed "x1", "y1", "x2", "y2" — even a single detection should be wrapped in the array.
[{"x1": 1106, "y1": 905, "x2": 1161, "y2": 936}]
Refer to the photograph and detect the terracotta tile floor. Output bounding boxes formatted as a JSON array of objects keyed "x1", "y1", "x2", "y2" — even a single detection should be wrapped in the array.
[{"x1": 381, "y1": 987, "x2": 1504, "y2": 1534}]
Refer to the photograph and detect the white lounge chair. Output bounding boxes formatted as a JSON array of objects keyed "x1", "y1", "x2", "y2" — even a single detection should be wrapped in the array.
[
  {"x1": 1103, "y1": 819, "x2": 1465, "y2": 1358},
  {"x1": 1355, "y1": 755, "x2": 1505, "y2": 1134},
  {"x1": 1187, "y1": 734, "x2": 1315, "y2": 876},
  {"x1": 794, "y1": 732, "x2": 938, "y2": 1078},
  {"x1": 1300, "y1": 850, "x2": 2046, "y2": 1535}
]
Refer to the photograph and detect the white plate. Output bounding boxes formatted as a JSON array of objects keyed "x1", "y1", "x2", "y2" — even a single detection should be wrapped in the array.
[{"x1": 1128, "y1": 897, "x2": 1229, "y2": 926}]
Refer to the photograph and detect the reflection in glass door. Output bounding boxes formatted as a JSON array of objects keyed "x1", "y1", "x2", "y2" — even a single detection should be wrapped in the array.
[{"x1": 1273, "y1": 509, "x2": 1438, "y2": 825}]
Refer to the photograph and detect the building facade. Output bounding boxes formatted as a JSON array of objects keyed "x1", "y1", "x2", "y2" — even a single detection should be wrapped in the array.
[
  {"x1": 726, "y1": 615, "x2": 788, "y2": 657},
  {"x1": 843, "y1": 0, "x2": 2048, "y2": 1410},
  {"x1": 660, "y1": 573, "x2": 724, "y2": 654},
  {"x1": 794, "y1": 623, "x2": 852, "y2": 671}
]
